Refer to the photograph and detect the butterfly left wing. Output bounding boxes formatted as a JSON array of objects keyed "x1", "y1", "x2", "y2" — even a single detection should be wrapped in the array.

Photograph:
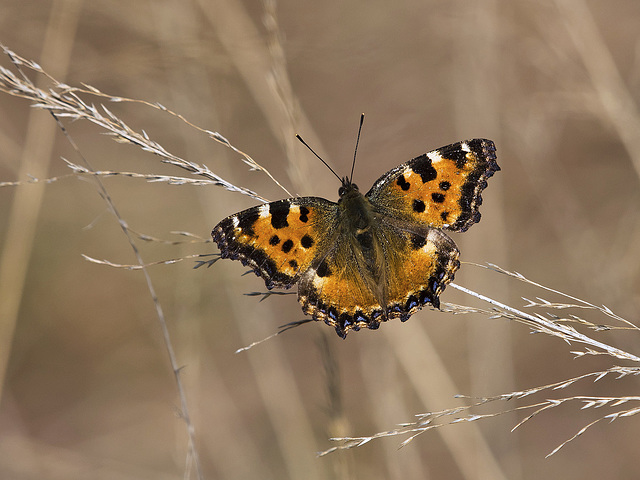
[
  {"x1": 212, "y1": 197, "x2": 338, "y2": 289},
  {"x1": 365, "y1": 139, "x2": 499, "y2": 232}
]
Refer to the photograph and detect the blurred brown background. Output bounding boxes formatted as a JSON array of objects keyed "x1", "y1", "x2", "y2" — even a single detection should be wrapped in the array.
[{"x1": 1, "y1": 0, "x2": 640, "y2": 479}]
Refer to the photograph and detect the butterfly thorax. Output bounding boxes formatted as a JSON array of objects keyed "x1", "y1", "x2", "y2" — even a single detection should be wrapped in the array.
[
  {"x1": 336, "y1": 180, "x2": 384, "y2": 284},
  {"x1": 337, "y1": 181, "x2": 373, "y2": 237}
]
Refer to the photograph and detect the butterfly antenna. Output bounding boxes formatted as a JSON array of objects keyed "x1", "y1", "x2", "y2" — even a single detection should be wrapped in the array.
[
  {"x1": 350, "y1": 113, "x2": 365, "y2": 183},
  {"x1": 295, "y1": 134, "x2": 342, "y2": 183}
]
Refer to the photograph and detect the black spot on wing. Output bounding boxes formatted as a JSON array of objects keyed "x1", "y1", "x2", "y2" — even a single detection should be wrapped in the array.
[
  {"x1": 301, "y1": 234, "x2": 314, "y2": 249},
  {"x1": 431, "y1": 192, "x2": 445, "y2": 203},
  {"x1": 269, "y1": 201, "x2": 290, "y2": 229},
  {"x1": 316, "y1": 260, "x2": 331, "y2": 278},
  {"x1": 396, "y1": 174, "x2": 411, "y2": 190},
  {"x1": 299, "y1": 206, "x2": 310, "y2": 223},
  {"x1": 281, "y1": 239, "x2": 294, "y2": 253},
  {"x1": 440, "y1": 139, "x2": 499, "y2": 233},
  {"x1": 412, "y1": 199, "x2": 425, "y2": 213},
  {"x1": 227, "y1": 242, "x2": 295, "y2": 289},
  {"x1": 411, "y1": 155, "x2": 437, "y2": 183}
]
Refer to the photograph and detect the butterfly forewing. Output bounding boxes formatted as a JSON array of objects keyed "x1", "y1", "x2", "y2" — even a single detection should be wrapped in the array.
[
  {"x1": 366, "y1": 139, "x2": 499, "y2": 233},
  {"x1": 212, "y1": 197, "x2": 338, "y2": 289}
]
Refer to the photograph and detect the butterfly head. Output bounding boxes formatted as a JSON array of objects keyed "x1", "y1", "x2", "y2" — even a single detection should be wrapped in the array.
[{"x1": 338, "y1": 177, "x2": 359, "y2": 199}]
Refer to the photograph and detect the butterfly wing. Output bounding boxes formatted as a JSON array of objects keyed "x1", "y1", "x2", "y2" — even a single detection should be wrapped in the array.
[
  {"x1": 212, "y1": 197, "x2": 338, "y2": 289},
  {"x1": 365, "y1": 138, "x2": 499, "y2": 232}
]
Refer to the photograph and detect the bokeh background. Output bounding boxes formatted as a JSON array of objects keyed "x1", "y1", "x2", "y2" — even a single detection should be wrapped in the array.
[{"x1": 1, "y1": 0, "x2": 640, "y2": 479}]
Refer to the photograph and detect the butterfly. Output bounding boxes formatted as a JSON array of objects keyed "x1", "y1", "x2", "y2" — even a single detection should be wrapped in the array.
[{"x1": 212, "y1": 134, "x2": 499, "y2": 338}]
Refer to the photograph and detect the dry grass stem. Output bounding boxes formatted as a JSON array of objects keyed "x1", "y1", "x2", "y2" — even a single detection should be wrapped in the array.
[
  {"x1": 81, "y1": 253, "x2": 212, "y2": 270},
  {"x1": 64, "y1": 159, "x2": 238, "y2": 187},
  {"x1": 448, "y1": 277, "x2": 639, "y2": 363},
  {"x1": 0, "y1": 44, "x2": 286, "y2": 203},
  {"x1": 483, "y1": 263, "x2": 640, "y2": 331},
  {"x1": 321, "y1": 365, "x2": 640, "y2": 457}
]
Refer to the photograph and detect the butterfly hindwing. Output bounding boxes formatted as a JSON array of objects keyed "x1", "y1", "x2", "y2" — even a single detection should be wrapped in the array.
[
  {"x1": 382, "y1": 223, "x2": 460, "y2": 314},
  {"x1": 366, "y1": 138, "x2": 499, "y2": 233},
  {"x1": 212, "y1": 197, "x2": 338, "y2": 289}
]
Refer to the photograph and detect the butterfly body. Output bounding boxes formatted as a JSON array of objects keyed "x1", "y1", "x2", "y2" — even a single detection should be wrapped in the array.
[{"x1": 212, "y1": 138, "x2": 499, "y2": 338}]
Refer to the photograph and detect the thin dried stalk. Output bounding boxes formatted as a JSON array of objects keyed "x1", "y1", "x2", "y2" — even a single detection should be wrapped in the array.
[
  {"x1": 81, "y1": 253, "x2": 213, "y2": 270},
  {"x1": 449, "y1": 279, "x2": 640, "y2": 363},
  {"x1": 321, "y1": 365, "x2": 640, "y2": 457},
  {"x1": 0, "y1": 44, "x2": 281, "y2": 202}
]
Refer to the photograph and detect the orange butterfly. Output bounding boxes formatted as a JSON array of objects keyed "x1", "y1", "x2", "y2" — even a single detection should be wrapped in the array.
[{"x1": 213, "y1": 135, "x2": 498, "y2": 338}]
